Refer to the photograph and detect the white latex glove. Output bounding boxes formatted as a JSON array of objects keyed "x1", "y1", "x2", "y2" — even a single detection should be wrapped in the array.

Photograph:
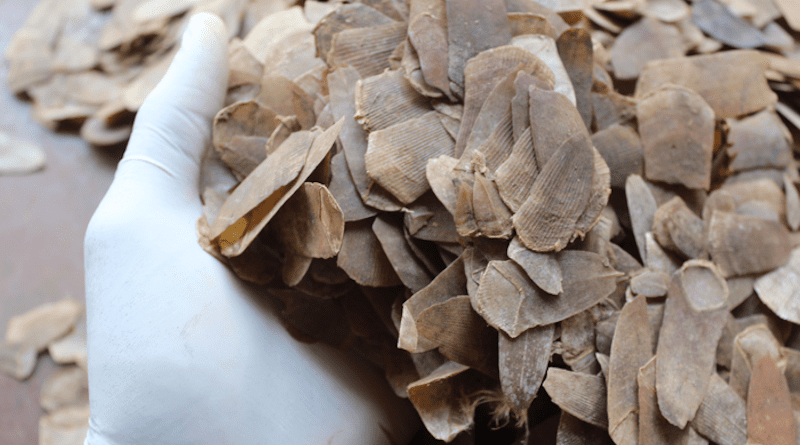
[{"x1": 84, "y1": 13, "x2": 418, "y2": 445}]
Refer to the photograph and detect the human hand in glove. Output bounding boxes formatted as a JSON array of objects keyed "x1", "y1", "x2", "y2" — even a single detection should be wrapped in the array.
[{"x1": 83, "y1": 13, "x2": 418, "y2": 445}]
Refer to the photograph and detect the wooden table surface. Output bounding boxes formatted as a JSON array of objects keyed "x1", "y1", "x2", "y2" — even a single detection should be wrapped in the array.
[{"x1": 0, "y1": 1, "x2": 120, "y2": 443}]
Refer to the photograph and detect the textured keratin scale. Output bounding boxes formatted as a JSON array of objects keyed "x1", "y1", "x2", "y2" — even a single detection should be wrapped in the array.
[
  {"x1": 608, "y1": 295, "x2": 652, "y2": 445},
  {"x1": 652, "y1": 196, "x2": 706, "y2": 260},
  {"x1": 401, "y1": 35, "x2": 444, "y2": 100},
  {"x1": 556, "y1": 28, "x2": 593, "y2": 128},
  {"x1": 474, "y1": 252, "x2": 619, "y2": 338},
  {"x1": 543, "y1": 368, "x2": 609, "y2": 429},
  {"x1": 446, "y1": 0, "x2": 511, "y2": 98},
  {"x1": 754, "y1": 248, "x2": 800, "y2": 324},
  {"x1": 407, "y1": 6, "x2": 450, "y2": 97},
  {"x1": 455, "y1": 46, "x2": 548, "y2": 157},
  {"x1": 472, "y1": 260, "x2": 546, "y2": 338},
  {"x1": 625, "y1": 174, "x2": 657, "y2": 263},
  {"x1": 454, "y1": 178, "x2": 479, "y2": 237},
  {"x1": 399, "y1": 255, "x2": 466, "y2": 353},
  {"x1": 637, "y1": 85, "x2": 715, "y2": 190},
  {"x1": 507, "y1": 236, "x2": 562, "y2": 295},
  {"x1": 327, "y1": 152, "x2": 377, "y2": 222},
  {"x1": 511, "y1": 71, "x2": 551, "y2": 141},
  {"x1": 425, "y1": 155, "x2": 461, "y2": 216},
  {"x1": 407, "y1": 361, "x2": 484, "y2": 442},
  {"x1": 210, "y1": 130, "x2": 315, "y2": 246},
  {"x1": 692, "y1": 0, "x2": 767, "y2": 50},
  {"x1": 404, "y1": 191, "x2": 459, "y2": 243},
  {"x1": 372, "y1": 214, "x2": 435, "y2": 293},
  {"x1": 4, "y1": 299, "x2": 83, "y2": 353},
  {"x1": 747, "y1": 356, "x2": 796, "y2": 445},
  {"x1": 592, "y1": 90, "x2": 638, "y2": 131},
  {"x1": 499, "y1": 324, "x2": 554, "y2": 416},
  {"x1": 785, "y1": 174, "x2": 800, "y2": 231},
  {"x1": 511, "y1": 34, "x2": 577, "y2": 105},
  {"x1": 609, "y1": 17, "x2": 685, "y2": 81},
  {"x1": 354, "y1": 69, "x2": 432, "y2": 132},
  {"x1": 635, "y1": 50, "x2": 777, "y2": 119},
  {"x1": 365, "y1": 111, "x2": 455, "y2": 204},
  {"x1": 327, "y1": 22, "x2": 408, "y2": 77},
  {"x1": 528, "y1": 87, "x2": 589, "y2": 167},
  {"x1": 559, "y1": 310, "x2": 597, "y2": 374},
  {"x1": 557, "y1": 411, "x2": 614, "y2": 445},
  {"x1": 656, "y1": 260, "x2": 729, "y2": 429},
  {"x1": 337, "y1": 219, "x2": 402, "y2": 287},
  {"x1": 313, "y1": 3, "x2": 395, "y2": 63},
  {"x1": 513, "y1": 132, "x2": 593, "y2": 252},
  {"x1": 459, "y1": 66, "x2": 527, "y2": 170},
  {"x1": 212, "y1": 100, "x2": 280, "y2": 180},
  {"x1": 328, "y1": 67, "x2": 373, "y2": 204},
  {"x1": 728, "y1": 324, "x2": 785, "y2": 400},
  {"x1": 272, "y1": 182, "x2": 344, "y2": 259},
  {"x1": 496, "y1": 128, "x2": 538, "y2": 212},
  {"x1": 690, "y1": 374, "x2": 747, "y2": 445},
  {"x1": 726, "y1": 109, "x2": 792, "y2": 172},
  {"x1": 637, "y1": 357, "x2": 699, "y2": 444},
  {"x1": 507, "y1": 12, "x2": 558, "y2": 39},
  {"x1": 476, "y1": 109, "x2": 514, "y2": 172},
  {"x1": 591, "y1": 124, "x2": 644, "y2": 189},
  {"x1": 416, "y1": 295, "x2": 498, "y2": 377},
  {"x1": 573, "y1": 148, "x2": 611, "y2": 238},
  {"x1": 472, "y1": 173, "x2": 513, "y2": 238},
  {"x1": 708, "y1": 210, "x2": 791, "y2": 277},
  {"x1": 704, "y1": 178, "x2": 786, "y2": 216},
  {"x1": 217, "y1": 120, "x2": 344, "y2": 257}
]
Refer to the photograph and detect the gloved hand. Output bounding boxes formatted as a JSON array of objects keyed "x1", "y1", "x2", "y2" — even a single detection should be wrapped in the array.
[{"x1": 84, "y1": 13, "x2": 418, "y2": 445}]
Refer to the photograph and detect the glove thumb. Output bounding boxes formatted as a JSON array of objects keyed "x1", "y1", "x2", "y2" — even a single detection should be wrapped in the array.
[{"x1": 115, "y1": 12, "x2": 229, "y2": 199}]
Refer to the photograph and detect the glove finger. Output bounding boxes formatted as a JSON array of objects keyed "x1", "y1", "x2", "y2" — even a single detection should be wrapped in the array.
[{"x1": 116, "y1": 12, "x2": 229, "y2": 197}]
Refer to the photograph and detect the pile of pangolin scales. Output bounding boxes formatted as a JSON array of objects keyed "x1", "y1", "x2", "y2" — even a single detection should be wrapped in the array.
[
  {"x1": 0, "y1": 299, "x2": 90, "y2": 444},
  {"x1": 10, "y1": 0, "x2": 800, "y2": 443}
]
